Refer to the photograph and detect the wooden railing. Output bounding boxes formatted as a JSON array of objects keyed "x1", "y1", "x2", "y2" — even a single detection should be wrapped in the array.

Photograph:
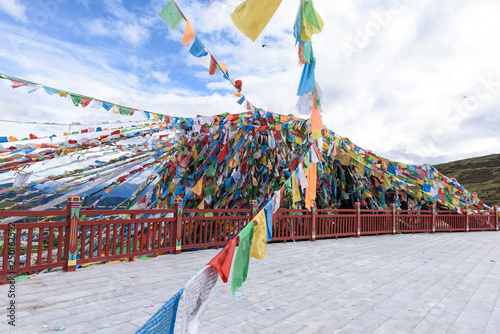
[{"x1": 1, "y1": 198, "x2": 498, "y2": 276}]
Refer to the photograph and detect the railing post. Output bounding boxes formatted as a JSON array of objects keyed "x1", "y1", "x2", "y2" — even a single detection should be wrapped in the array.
[
  {"x1": 173, "y1": 197, "x2": 183, "y2": 255},
  {"x1": 495, "y1": 206, "x2": 499, "y2": 231},
  {"x1": 431, "y1": 205, "x2": 436, "y2": 233},
  {"x1": 310, "y1": 201, "x2": 316, "y2": 242},
  {"x1": 465, "y1": 210, "x2": 469, "y2": 232},
  {"x1": 128, "y1": 214, "x2": 135, "y2": 262},
  {"x1": 391, "y1": 203, "x2": 396, "y2": 235},
  {"x1": 250, "y1": 199, "x2": 258, "y2": 220},
  {"x1": 64, "y1": 196, "x2": 81, "y2": 272},
  {"x1": 355, "y1": 202, "x2": 361, "y2": 238}
]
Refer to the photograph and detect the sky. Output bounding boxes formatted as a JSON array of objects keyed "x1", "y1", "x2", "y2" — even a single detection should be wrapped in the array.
[{"x1": 0, "y1": 0, "x2": 499, "y2": 166}]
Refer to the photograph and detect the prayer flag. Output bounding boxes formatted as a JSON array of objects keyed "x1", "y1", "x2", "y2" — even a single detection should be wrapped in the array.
[
  {"x1": 301, "y1": 0, "x2": 324, "y2": 41},
  {"x1": 207, "y1": 237, "x2": 237, "y2": 283},
  {"x1": 182, "y1": 266, "x2": 218, "y2": 334},
  {"x1": 291, "y1": 171, "x2": 301, "y2": 203},
  {"x1": 231, "y1": 0, "x2": 283, "y2": 42},
  {"x1": 70, "y1": 94, "x2": 81, "y2": 107},
  {"x1": 297, "y1": 63, "x2": 315, "y2": 96},
  {"x1": 159, "y1": 0, "x2": 184, "y2": 30},
  {"x1": 182, "y1": 19, "x2": 196, "y2": 46},
  {"x1": 263, "y1": 201, "x2": 273, "y2": 242},
  {"x1": 250, "y1": 210, "x2": 267, "y2": 259},
  {"x1": 231, "y1": 221, "x2": 254, "y2": 294},
  {"x1": 305, "y1": 162, "x2": 317, "y2": 210},
  {"x1": 209, "y1": 55, "x2": 217, "y2": 75},
  {"x1": 311, "y1": 96, "x2": 324, "y2": 139},
  {"x1": 189, "y1": 36, "x2": 208, "y2": 57},
  {"x1": 192, "y1": 176, "x2": 203, "y2": 196},
  {"x1": 136, "y1": 289, "x2": 183, "y2": 334}
]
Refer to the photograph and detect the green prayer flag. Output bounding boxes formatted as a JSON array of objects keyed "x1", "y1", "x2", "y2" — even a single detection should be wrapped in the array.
[
  {"x1": 206, "y1": 161, "x2": 217, "y2": 177},
  {"x1": 204, "y1": 184, "x2": 214, "y2": 197},
  {"x1": 70, "y1": 94, "x2": 81, "y2": 107},
  {"x1": 119, "y1": 106, "x2": 132, "y2": 115},
  {"x1": 303, "y1": 1, "x2": 322, "y2": 30},
  {"x1": 231, "y1": 222, "x2": 254, "y2": 294},
  {"x1": 158, "y1": 0, "x2": 184, "y2": 30}
]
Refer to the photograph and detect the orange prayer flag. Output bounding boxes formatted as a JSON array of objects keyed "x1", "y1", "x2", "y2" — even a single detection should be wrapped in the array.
[
  {"x1": 233, "y1": 92, "x2": 242, "y2": 97},
  {"x1": 105, "y1": 188, "x2": 113, "y2": 194},
  {"x1": 182, "y1": 19, "x2": 196, "y2": 46},
  {"x1": 305, "y1": 162, "x2": 317, "y2": 210},
  {"x1": 8, "y1": 136, "x2": 18, "y2": 142},
  {"x1": 219, "y1": 62, "x2": 228, "y2": 74},
  {"x1": 208, "y1": 237, "x2": 237, "y2": 283}
]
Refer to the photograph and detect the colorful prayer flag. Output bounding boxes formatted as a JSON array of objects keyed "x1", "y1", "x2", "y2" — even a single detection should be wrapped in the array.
[
  {"x1": 231, "y1": 221, "x2": 254, "y2": 294},
  {"x1": 137, "y1": 289, "x2": 183, "y2": 334},
  {"x1": 207, "y1": 237, "x2": 237, "y2": 283},
  {"x1": 182, "y1": 266, "x2": 218, "y2": 334},
  {"x1": 250, "y1": 210, "x2": 267, "y2": 259},
  {"x1": 231, "y1": 0, "x2": 283, "y2": 42},
  {"x1": 159, "y1": 0, "x2": 184, "y2": 30}
]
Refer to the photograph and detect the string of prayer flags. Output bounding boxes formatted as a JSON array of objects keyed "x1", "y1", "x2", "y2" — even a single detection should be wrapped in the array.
[
  {"x1": 182, "y1": 266, "x2": 219, "y2": 334},
  {"x1": 0, "y1": 73, "x2": 152, "y2": 120},
  {"x1": 157, "y1": 1, "x2": 250, "y2": 108},
  {"x1": 136, "y1": 288, "x2": 183, "y2": 334},
  {"x1": 207, "y1": 237, "x2": 237, "y2": 283},
  {"x1": 231, "y1": 0, "x2": 283, "y2": 42},
  {"x1": 231, "y1": 221, "x2": 254, "y2": 294}
]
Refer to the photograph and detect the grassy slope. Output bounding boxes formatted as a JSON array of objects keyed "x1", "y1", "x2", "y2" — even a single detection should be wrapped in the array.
[{"x1": 434, "y1": 154, "x2": 500, "y2": 207}]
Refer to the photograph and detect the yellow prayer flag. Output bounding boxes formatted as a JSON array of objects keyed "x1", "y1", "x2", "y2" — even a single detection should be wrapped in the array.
[
  {"x1": 291, "y1": 171, "x2": 301, "y2": 203},
  {"x1": 182, "y1": 19, "x2": 196, "y2": 46},
  {"x1": 192, "y1": 176, "x2": 203, "y2": 196},
  {"x1": 301, "y1": 2, "x2": 324, "y2": 41},
  {"x1": 250, "y1": 210, "x2": 267, "y2": 259},
  {"x1": 231, "y1": 0, "x2": 283, "y2": 42}
]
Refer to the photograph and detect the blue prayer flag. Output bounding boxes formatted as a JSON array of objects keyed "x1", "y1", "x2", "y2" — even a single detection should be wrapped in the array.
[
  {"x1": 136, "y1": 288, "x2": 183, "y2": 334},
  {"x1": 189, "y1": 36, "x2": 208, "y2": 58}
]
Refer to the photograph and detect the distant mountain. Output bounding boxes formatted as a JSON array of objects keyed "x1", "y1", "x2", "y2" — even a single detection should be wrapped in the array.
[{"x1": 434, "y1": 154, "x2": 500, "y2": 207}]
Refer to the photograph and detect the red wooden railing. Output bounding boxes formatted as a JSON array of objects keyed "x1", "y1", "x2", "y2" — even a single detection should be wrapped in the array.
[{"x1": 1, "y1": 198, "x2": 499, "y2": 276}]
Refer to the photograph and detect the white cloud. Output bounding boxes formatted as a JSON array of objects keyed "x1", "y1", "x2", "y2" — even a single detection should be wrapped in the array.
[
  {"x1": 0, "y1": 0, "x2": 27, "y2": 22},
  {"x1": 87, "y1": 19, "x2": 150, "y2": 46}
]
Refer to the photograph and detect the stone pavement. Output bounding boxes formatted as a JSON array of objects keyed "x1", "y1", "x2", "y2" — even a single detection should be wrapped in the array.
[{"x1": 2, "y1": 231, "x2": 500, "y2": 333}]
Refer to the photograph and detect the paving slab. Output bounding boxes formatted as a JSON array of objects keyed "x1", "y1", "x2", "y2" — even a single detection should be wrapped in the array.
[{"x1": 1, "y1": 232, "x2": 500, "y2": 333}]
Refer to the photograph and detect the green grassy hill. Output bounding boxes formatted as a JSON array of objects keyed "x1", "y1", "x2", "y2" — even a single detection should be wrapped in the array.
[{"x1": 434, "y1": 154, "x2": 500, "y2": 207}]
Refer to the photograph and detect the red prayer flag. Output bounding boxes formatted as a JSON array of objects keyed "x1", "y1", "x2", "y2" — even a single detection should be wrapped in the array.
[
  {"x1": 217, "y1": 144, "x2": 229, "y2": 163},
  {"x1": 208, "y1": 237, "x2": 237, "y2": 283},
  {"x1": 209, "y1": 55, "x2": 217, "y2": 75},
  {"x1": 11, "y1": 80, "x2": 27, "y2": 89},
  {"x1": 80, "y1": 97, "x2": 92, "y2": 107}
]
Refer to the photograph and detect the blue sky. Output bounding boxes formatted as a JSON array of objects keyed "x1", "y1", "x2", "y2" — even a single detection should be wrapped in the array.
[{"x1": 0, "y1": 0, "x2": 499, "y2": 165}]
